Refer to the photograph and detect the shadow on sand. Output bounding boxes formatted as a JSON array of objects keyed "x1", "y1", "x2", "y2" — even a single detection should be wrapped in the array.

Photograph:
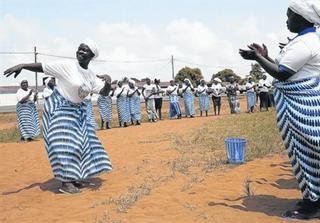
[
  {"x1": 2, "y1": 178, "x2": 104, "y2": 195},
  {"x1": 208, "y1": 195, "x2": 300, "y2": 218}
]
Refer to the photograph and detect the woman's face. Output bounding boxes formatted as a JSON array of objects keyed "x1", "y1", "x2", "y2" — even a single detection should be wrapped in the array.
[
  {"x1": 286, "y1": 8, "x2": 301, "y2": 33},
  {"x1": 21, "y1": 81, "x2": 28, "y2": 91},
  {"x1": 201, "y1": 80, "x2": 205, "y2": 85},
  {"x1": 118, "y1": 81, "x2": 123, "y2": 87},
  {"x1": 76, "y1": 44, "x2": 94, "y2": 64},
  {"x1": 170, "y1": 81, "x2": 175, "y2": 86},
  {"x1": 129, "y1": 82, "x2": 134, "y2": 88},
  {"x1": 184, "y1": 80, "x2": 189, "y2": 85}
]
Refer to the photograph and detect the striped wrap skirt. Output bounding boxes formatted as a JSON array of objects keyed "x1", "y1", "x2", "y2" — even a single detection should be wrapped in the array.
[
  {"x1": 199, "y1": 94, "x2": 209, "y2": 112},
  {"x1": 274, "y1": 77, "x2": 320, "y2": 201},
  {"x1": 42, "y1": 90, "x2": 112, "y2": 182},
  {"x1": 84, "y1": 99, "x2": 98, "y2": 129},
  {"x1": 246, "y1": 91, "x2": 256, "y2": 111},
  {"x1": 183, "y1": 91, "x2": 195, "y2": 116},
  {"x1": 129, "y1": 95, "x2": 141, "y2": 122},
  {"x1": 97, "y1": 95, "x2": 112, "y2": 122},
  {"x1": 16, "y1": 101, "x2": 40, "y2": 139},
  {"x1": 116, "y1": 95, "x2": 130, "y2": 124},
  {"x1": 169, "y1": 95, "x2": 181, "y2": 118}
]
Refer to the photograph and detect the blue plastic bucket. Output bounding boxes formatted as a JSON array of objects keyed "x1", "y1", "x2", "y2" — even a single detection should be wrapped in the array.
[{"x1": 224, "y1": 137, "x2": 246, "y2": 164}]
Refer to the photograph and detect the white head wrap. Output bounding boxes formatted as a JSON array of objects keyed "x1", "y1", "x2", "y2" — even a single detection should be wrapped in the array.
[
  {"x1": 289, "y1": 0, "x2": 320, "y2": 25},
  {"x1": 83, "y1": 38, "x2": 99, "y2": 59},
  {"x1": 44, "y1": 77, "x2": 50, "y2": 86},
  {"x1": 184, "y1": 78, "x2": 193, "y2": 88},
  {"x1": 129, "y1": 79, "x2": 136, "y2": 85},
  {"x1": 213, "y1": 77, "x2": 222, "y2": 83}
]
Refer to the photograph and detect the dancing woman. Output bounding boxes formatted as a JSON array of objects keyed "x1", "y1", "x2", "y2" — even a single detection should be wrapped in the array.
[
  {"x1": 181, "y1": 78, "x2": 195, "y2": 118},
  {"x1": 127, "y1": 79, "x2": 141, "y2": 125},
  {"x1": 245, "y1": 77, "x2": 256, "y2": 113},
  {"x1": 240, "y1": 0, "x2": 320, "y2": 219},
  {"x1": 210, "y1": 77, "x2": 223, "y2": 116},
  {"x1": 142, "y1": 78, "x2": 158, "y2": 122},
  {"x1": 166, "y1": 80, "x2": 182, "y2": 119},
  {"x1": 4, "y1": 40, "x2": 112, "y2": 194},
  {"x1": 115, "y1": 81, "x2": 130, "y2": 127},
  {"x1": 97, "y1": 87, "x2": 114, "y2": 130},
  {"x1": 196, "y1": 79, "x2": 210, "y2": 117},
  {"x1": 15, "y1": 80, "x2": 40, "y2": 142}
]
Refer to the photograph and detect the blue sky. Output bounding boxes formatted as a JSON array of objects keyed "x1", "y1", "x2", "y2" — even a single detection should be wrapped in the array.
[{"x1": 0, "y1": 0, "x2": 291, "y2": 85}]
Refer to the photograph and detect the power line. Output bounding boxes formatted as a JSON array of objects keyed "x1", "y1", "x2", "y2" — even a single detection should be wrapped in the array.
[{"x1": 0, "y1": 52, "x2": 34, "y2": 55}]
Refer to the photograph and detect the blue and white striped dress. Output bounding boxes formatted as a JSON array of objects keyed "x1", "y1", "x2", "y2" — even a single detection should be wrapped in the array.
[
  {"x1": 84, "y1": 98, "x2": 98, "y2": 129},
  {"x1": 42, "y1": 90, "x2": 112, "y2": 182},
  {"x1": 116, "y1": 88, "x2": 130, "y2": 125},
  {"x1": 274, "y1": 78, "x2": 320, "y2": 201},
  {"x1": 246, "y1": 91, "x2": 256, "y2": 111},
  {"x1": 16, "y1": 100, "x2": 40, "y2": 139},
  {"x1": 128, "y1": 88, "x2": 141, "y2": 122},
  {"x1": 197, "y1": 85, "x2": 209, "y2": 112},
  {"x1": 97, "y1": 95, "x2": 112, "y2": 122},
  {"x1": 182, "y1": 86, "x2": 195, "y2": 116}
]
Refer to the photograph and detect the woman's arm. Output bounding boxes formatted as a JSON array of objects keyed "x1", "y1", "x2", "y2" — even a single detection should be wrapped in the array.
[
  {"x1": 18, "y1": 90, "x2": 33, "y2": 103},
  {"x1": 4, "y1": 63, "x2": 43, "y2": 78},
  {"x1": 239, "y1": 45, "x2": 292, "y2": 81}
]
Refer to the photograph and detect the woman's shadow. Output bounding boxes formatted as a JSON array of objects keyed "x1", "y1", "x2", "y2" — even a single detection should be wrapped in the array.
[
  {"x1": 2, "y1": 178, "x2": 103, "y2": 195},
  {"x1": 208, "y1": 195, "x2": 300, "y2": 218}
]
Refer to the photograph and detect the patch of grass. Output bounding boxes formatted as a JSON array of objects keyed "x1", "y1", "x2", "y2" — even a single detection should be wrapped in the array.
[
  {"x1": 0, "y1": 126, "x2": 20, "y2": 143},
  {"x1": 168, "y1": 109, "x2": 284, "y2": 191}
]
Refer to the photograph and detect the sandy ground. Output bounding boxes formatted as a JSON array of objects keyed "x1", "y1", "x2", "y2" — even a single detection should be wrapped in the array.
[{"x1": 0, "y1": 99, "x2": 316, "y2": 223}]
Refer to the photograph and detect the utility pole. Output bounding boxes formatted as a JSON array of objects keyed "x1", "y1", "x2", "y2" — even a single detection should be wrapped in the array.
[
  {"x1": 34, "y1": 46, "x2": 38, "y2": 92},
  {"x1": 171, "y1": 55, "x2": 175, "y2": 80}
]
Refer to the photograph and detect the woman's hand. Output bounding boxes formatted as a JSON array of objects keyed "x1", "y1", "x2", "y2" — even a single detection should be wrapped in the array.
[
  {"x1": 249, "y1": 43, "x2": 268, "y2": 58},
  {"x1": 3, "y1": 64, "x2": 24, "y2": 78},
  {"x1": 97, "y1": 74, "x2": 111, "y2": 84},
  {"x1": 239, "y1": 43, "x2": 262, "y2": 61}
]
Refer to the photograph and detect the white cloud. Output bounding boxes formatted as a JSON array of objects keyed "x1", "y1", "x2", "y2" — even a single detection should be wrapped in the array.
[{"x1": 0, "y1": 14, "x2": 291, "y2": 86}]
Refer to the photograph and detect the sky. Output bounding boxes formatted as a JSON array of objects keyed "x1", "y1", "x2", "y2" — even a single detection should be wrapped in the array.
[{"x1": 0, "y1": 0, "x2": 292, "y2": 86}]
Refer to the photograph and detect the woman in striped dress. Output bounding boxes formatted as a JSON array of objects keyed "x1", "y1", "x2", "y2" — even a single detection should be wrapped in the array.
[
  {"x1": 196, "y1": 79, "x2": 210, "y2": 117},
  {"x1": 226, "y1": 77, "x2": 240, "y2": 114},
  {"x1": 166, "y1": 80, "x2": 182, "y2": 119},
  {"x1": 4, "y1": 40, "x2": 112, "y2": 194},
  {"x1": 15, "y1": 80, "x2": 40, "y2": 142},
  {"x1": 115, "y1": 81, "x2": 130, "y2": 127},
  {"x1": 84, "y1": 93, "x2": 98, "y2": 129},
  {"x1": 97, "y1": 88, "x2": 114, "y2": 130},
  {"x1": 127, "y1": 79, "x2": 141, "y2": 125},
  {"x1": 245, "y1": 77, "x2": 256, "y2": 113},
  {"x1": 240, "y1": 0, "x2": 320, "y2": 219},
  {"x1": 181, "y1": 78, "x2": 195, "y2": 118}
]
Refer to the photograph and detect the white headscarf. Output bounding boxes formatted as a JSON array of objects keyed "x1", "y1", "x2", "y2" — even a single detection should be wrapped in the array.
[
  {"x1": 184, "y1": 78, "x2": 193, "y2": 88},
  {"x1": 213, "y1": 77, "x2": 222, "y2": 83},
  {"x1": 44, "y1": 77, "x2": 50, "y2": 86},
  {"x1": 289, "y1": 0, "x2": 320, "y2": 25},
  {"x1": 83, "y1": 38, "x2": 99, "y2": 59},
  {"x1": 129, "y1": 79, "x2": 136, "y2": 85}
]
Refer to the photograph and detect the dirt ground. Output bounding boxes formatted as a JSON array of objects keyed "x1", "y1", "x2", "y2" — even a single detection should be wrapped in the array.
[{"x1": 0, "y1": 98, "x2": 315, "y2": 223}]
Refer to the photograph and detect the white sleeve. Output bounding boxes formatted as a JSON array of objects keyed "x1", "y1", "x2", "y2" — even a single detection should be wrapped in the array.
[
  {"x1": 42, "y1": 61, "x2": 71, "y2": 80},
  {"x1": 279, "y1": 40, "x2": 312, "y2": 72},
  {"x1": 16, "y1": 89, "x2": 31, "y2": 102},
  {"x1": 91, "y1": 77, "x2": 105, "y2": 94}
]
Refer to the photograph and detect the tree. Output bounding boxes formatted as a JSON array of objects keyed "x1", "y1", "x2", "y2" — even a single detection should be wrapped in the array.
[
  {"x1": 175, "y1": 67, "x2": 203, "y2": 86},
  {"x1": 212, "y1": 69, "x2": 242, "y2": 83},
  {"x1": 249, "y1": 63, "x2": 265, "y2": 82}
]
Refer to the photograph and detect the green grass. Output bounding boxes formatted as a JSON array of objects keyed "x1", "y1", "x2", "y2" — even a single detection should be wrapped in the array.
[{"x1": 169, "y1": 109, "x2": 285, "y2": 177}]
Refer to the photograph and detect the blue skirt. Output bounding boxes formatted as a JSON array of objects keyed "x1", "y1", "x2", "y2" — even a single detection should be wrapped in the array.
[
  {"x1": 169, "y1": 95, "x2": 181, "y2": 118},
  {"x1": 274, "y1": 77, "x2": 320, "y2": 201},
  {"x1": 129, "y1": 95, "x2": 141, "y2": 121},
  {"x1": 16, "y1": 101, "x2": 40, "y2": 139},
  {"x1": 199, "y1": 94, "x2": 209, "y2": 112},
  {"x1": 97, "y1": 95, "x2": 112, "y2": 122},
  {"x1": 183, "y1": 91, "x2": 195, "y2": 116},
  {"x1": 116, "y1": 95, "x2": 130, "y2": 124},
  {"x1": 84, "y1": 99, "x2": 98, "y2": 129},
  {"x1": 246, "y1": 91, "x2": 256, "y2": 111},
  {"x1": 42, "y1": 90, "x2": 112, "y2": 182}
]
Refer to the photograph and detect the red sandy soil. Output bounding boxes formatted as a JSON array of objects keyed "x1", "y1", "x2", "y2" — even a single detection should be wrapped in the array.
[{"x1": 0, "y1": 99, "x2": 316, "y2": 223}]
